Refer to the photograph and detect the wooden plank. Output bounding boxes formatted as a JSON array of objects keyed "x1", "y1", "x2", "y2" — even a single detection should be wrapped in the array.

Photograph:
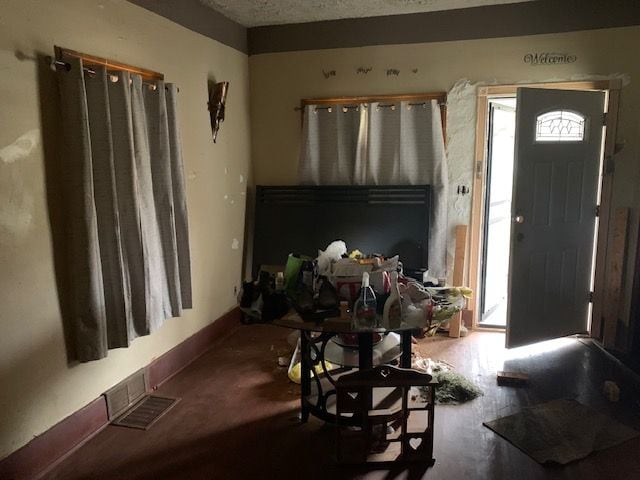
[
  {"x1": 449, "y1": 225, "x2": 468, "y2": 338},
  {"x1": 592, "y1": 87, "x2": 621, "y2": 340},
  {"x1": 452, "y1": 225, "x2": 467, "y2": 286},
  {"x1": 602, "y1": 207, "x2": 629, "y2": 348},
  {"x1": 497, "y1": 371, "x2": 529, "y2": 387},
  {"x1": 462, "y1": 309, "x2": 473, "y2": 328}
]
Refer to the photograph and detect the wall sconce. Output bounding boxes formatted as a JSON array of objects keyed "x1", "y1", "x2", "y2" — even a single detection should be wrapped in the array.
[{"x1": 208, "y1": 81, "x2": 229, "y2": 143}]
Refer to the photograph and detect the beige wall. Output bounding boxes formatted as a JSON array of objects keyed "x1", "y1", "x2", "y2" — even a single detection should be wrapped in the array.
[
  {"x1": 0, "y1": 0, "x2": 251, "y2": 458},
  {"x1": 249, "y1": 26, "x2": 640, "y2": 333}
]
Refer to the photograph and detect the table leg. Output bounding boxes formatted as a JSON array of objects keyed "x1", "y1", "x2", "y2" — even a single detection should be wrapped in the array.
[
  {"x1": 357, "y1": 332, "x2": 374, "y2": 420},
  {"x1": 357, "y1": 332, "x2": 374, "y2": 370},
  {"x1": 400, "y1": 330, "x2": 412, "y2": 368},
  {"x1": 300, "y1": 330, "x2": 310, "y2": 423}
]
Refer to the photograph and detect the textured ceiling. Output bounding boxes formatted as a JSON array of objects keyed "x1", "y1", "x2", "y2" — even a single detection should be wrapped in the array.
[{"x1": 199, "y1": 0, "x2": 536, "y2": 27}]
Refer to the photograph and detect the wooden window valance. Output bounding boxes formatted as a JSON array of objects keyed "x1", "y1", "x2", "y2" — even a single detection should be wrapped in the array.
[{"x1": 54, "y1": 46, "x2": 164, "y2": 82}]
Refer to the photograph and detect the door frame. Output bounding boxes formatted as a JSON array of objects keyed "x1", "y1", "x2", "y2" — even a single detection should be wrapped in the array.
[{"x1": 468, "y1": 79, "x2": 622, "y2": 340}]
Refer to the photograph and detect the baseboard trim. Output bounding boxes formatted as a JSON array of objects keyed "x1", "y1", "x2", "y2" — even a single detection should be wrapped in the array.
[
  {"x1": 147, "y1": 306, "x2": 242, "y2": 389},
  {"x1": 0, "y1": 306, "x2": 241, "y2": 480}
]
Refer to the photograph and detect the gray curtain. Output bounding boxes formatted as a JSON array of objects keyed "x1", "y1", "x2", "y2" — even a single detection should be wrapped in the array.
[
  {"x1": 299, "y1": 100, "x2": 448, "y2": 277},
  {"x1": 298, "y1": 105, "x2": 365, "y2": 185},
  {"x1": 57, "y1": 57, "x2": 192, "y2": 362}
]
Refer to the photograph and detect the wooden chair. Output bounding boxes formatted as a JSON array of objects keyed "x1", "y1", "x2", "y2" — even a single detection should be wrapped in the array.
[{"x1": 335, "y1": 365, "x2": 437, "y2": 465}]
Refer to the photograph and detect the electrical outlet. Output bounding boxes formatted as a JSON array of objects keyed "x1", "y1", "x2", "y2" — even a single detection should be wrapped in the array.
[{"x1": 233, "y1": 285, "x2": 238, "y2": 296}]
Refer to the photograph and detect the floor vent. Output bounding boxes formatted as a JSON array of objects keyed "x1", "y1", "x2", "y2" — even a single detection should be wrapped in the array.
[
  {"x1": 104, "y1": 369, "x2": 148, "y2": 420},
  {"x1": 111, "y1": 395, "x2": 180, "y2": 430}
]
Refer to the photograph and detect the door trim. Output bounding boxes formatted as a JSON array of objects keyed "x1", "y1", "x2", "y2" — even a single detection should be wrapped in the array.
[{"x1": 468, "y1": 79, "x2": 622, "y2": 338}]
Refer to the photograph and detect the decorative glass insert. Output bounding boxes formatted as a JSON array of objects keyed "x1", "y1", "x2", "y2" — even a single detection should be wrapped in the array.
[{"x1": 535, "y1": 110, "x2": 585, "y2": 142}]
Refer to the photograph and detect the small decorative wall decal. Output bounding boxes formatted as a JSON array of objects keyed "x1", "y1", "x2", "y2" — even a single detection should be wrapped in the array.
[
  {"x1": 322, "y1": 69, "x2": 337, "y2": 79},
  {"x1": 523, "y1": 52, "x2": 577, "y2": 66},
  {"x1": 412, "y1": 68, "x2": 418, "y2": 74},
  {"x1": 356, "y1": 66, "x2": 373, "y2": 74},
  {"x1": 386, "y1": 68, "x2": 400, "y2": 76}
]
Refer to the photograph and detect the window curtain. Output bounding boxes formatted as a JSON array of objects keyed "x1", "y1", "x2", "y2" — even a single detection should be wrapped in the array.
[
  {"x1": 298, "y1": 100, "x2": 448, "y2": 277},
  {"x1": 56, "y1": 57, "x2": 192, "y2": 362}
]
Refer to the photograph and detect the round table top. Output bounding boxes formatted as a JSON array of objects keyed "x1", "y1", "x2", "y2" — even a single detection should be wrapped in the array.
[{"x1": 272, "y1": 309, "x2": 427, "y2": 334}]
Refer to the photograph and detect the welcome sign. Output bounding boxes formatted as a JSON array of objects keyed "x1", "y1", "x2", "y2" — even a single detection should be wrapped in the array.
[{"x1": 524, "y1": 52, "x2": 577, "y2": 65}]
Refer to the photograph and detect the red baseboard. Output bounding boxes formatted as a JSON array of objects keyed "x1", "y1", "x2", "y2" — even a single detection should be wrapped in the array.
[
  {"x1": 147, "y1": 306, "x2": 242, "y2": 389},
  {"x1": 0, "y1": 306, "x2": 241, "y2": 480},
  {"x1": 0, "y1": 397, "x2": 108, "y2": 480}
]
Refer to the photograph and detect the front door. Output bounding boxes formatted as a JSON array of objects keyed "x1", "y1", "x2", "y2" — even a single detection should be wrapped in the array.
[{"x1": 506, "y1": 87, "x2": 606, "y2": 348}]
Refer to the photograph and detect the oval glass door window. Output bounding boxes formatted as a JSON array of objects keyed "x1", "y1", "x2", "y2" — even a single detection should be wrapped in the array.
[{"x1": 535, "y1": 110, "x2": 585, "y2": 142}]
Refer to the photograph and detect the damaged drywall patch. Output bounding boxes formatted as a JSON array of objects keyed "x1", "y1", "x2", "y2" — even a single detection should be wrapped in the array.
[
  {"x1": 445, "y1": 79, "x2": 478, "y2": 273},
  {"x1": 0, "y1": 169, "x2": 34, "y2": 241},
  {"x1": 0, "y1": 129, "x2": 40, "y2": 163}
]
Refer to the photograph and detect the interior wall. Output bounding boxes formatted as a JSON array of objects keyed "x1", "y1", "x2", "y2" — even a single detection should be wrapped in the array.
[
  {"x1": 248, "y1": 25, "x2": 640, "y2": 329},
  {"x1": 0, "y1": 0, "x2": 251, "y2": 458}
]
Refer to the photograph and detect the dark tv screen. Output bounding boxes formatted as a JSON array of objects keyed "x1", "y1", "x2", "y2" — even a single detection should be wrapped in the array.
[{"x1": 252, "y1": 185, "x2": 431, "y2": 275}]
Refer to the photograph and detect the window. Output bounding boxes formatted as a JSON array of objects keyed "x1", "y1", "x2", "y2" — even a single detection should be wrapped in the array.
[{"x1": 535, "y1": 110, "x2": 585, "y2": 142}]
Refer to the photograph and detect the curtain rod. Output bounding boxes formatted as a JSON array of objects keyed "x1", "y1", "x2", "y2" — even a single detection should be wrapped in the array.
[
  {"x1": 50, "y1": 58, "x2": 164, "y2": 90},
  {"x1": 294, "y1": 102, "x2": 447, "y2": 113},
  {"x1": 301, "y1": 92, "x2": 447, "y2": 106},
  {"x1": 297, "y1": 92, "x2": 448, "y2": 139},
  {"x1": 299, "y1": 100, "x2": 446, "y2": 113},
  {"x1": 54, "y1": 46, "x2": 164, "y2": 82},
  {"x1": 296, "y1": 92, "x2": 447, "y2": 112}
]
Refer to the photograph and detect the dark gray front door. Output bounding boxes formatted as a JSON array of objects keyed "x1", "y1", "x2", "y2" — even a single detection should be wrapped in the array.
[{"x1": 507, "y1": 87, "x2": 606, "y2": 348}]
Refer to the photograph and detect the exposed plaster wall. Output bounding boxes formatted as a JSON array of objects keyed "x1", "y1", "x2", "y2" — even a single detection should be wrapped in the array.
[
  {"x1": 248, "y1": 25, "x2": 640, "y2": 326},
  {"x1": 0, "y1": 0, "x2": 251, "y2": 458}
]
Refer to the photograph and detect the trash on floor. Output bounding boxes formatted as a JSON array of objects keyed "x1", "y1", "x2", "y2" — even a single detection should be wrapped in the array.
[
  {"x1": 603, "y1": 380, "x2": 620, "y2": 402},
  {"x1": 277, "y1": 356, "x2": 289, "y2": 367},
  {"x1": 287, "y1": 361, "x2": 338, "y2": 384},
  {"x1": 433, "y1": 370, "x2": 484, "y2": 404},
  {"x1": 413, "y1": 352, "x2": 482, "y2": 404}
]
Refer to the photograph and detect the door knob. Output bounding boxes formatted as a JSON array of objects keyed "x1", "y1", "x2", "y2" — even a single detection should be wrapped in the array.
[{"x1": 515, "y1": 215, "x2": 525, "y2": 224}]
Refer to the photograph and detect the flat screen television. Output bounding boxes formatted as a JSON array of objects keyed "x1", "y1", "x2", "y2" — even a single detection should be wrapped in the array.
[{"x1": 252, "y1": 185, "x2": 431, "y2": 275}]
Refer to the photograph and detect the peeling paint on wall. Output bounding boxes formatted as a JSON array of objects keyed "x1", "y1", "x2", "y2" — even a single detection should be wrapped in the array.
[
  {"x1": 445, "y1": 79, "x2": 478, "y2": 274},
  {"x1": 0, "y1": 169, "x2": 34, "y2": 241},
  {"x1": 0, "y1": 129, "x2": 40, "y2": 164}
]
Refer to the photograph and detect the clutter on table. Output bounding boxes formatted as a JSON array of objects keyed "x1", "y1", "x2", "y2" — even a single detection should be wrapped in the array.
[{"x1": 239, "y1": 239, "x2": 472, "y2": 334}]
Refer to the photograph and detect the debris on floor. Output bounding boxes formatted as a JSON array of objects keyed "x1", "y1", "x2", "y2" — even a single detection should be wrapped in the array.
[
  {"x1": 413, "y1": 352, "x2": 482, "y2": 404},
  {"x1": 434, "y1": 370, "x2": 484, "y2": 404},
  {"x1": 497, "y1": 371, "x2": 529, "y2": 387},
  {"x1": 287, "y1": 361, "x2": 337, "y2": 384},
  {"x1": 277, "y1": 356, "x2": 289, "y2": 367},
  {"x1": 603, "y1": 380, "x2": 620, "y2": 402}
]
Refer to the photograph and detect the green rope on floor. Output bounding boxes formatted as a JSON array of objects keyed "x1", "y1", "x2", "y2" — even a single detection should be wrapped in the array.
[{"x1": 433, "y1": 370, "x2": 483, "y2": 404}]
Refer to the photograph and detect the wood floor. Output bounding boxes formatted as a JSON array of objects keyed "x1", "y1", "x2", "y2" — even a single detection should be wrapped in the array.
[{"x1": 44, "y1": 327, "x2": 640, "y2": 480}]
